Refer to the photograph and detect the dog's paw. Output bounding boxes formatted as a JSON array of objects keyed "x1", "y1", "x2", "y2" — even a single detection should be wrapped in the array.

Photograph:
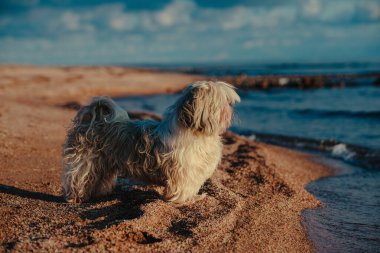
[
  {"x1": 192, "y1": 193, "x2": 207, "y2": 202},
  {"x1": 171, "y1": 193, "x2": 207, "y2": 207},
  {"x1": 65, "y1": 195, "x2": 87, "y2": 204}
]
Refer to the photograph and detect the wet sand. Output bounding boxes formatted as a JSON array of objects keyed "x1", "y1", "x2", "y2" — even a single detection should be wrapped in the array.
[{"x1": 0, "y1": 65, "x2": 330, "y2": 252}]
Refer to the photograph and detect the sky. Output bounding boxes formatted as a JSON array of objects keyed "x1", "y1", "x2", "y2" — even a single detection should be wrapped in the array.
[{"x1": 0, "y1": 0, "x2": 380, "y2": 65}]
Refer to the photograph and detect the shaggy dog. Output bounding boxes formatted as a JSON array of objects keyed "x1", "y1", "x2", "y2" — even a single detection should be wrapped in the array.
[{"x1": 62, "y1": 81, "x2": 240, "y2": 203}]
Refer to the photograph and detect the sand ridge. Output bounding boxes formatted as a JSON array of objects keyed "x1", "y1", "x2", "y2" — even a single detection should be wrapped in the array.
[{"x1": 0, "y1": 65, "x2": 329, "y2": 252}]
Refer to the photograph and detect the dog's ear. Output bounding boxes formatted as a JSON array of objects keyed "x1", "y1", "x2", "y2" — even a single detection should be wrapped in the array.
[
  {"x1": 177, "y1": 81, "x2": 240, "y2": 135},
  {"x1": 177, "y1": 86, "x2": 200, "y2": 130}
]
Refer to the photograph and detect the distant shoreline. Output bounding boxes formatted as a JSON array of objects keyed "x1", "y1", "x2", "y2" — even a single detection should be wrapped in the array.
[{"x1": 148, "y1": 63, "x2": 380, "y2": 89}]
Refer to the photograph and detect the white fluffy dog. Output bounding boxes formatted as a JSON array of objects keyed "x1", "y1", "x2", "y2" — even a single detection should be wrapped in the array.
[{"x1": 62, "y1": 81, "x2": 240, "y2": 203}]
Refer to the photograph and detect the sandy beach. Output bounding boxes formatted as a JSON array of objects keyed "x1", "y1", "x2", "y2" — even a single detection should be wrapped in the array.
[{"x1": 0, "y1": 65, "x2": 330, "y2": 252}]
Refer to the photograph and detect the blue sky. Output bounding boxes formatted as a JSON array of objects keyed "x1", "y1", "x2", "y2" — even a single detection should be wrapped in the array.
[{"x1": 0, "y1": 0, "x2": 379, "y2": 65}]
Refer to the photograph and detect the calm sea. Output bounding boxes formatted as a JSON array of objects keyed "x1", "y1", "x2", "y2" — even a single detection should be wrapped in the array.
[{"x1": 116, "y1": 63, "x2": 380, "y2": 252}]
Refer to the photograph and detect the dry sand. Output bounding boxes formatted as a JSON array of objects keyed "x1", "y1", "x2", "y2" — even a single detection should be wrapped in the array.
[{"x1": 0, "y1": 65, "x2": 330, "y2": 252}]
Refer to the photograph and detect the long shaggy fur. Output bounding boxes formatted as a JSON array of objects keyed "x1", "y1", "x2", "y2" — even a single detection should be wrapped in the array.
[{"x1": 62, "y1": 81, "x2": 240, "y2": 203}]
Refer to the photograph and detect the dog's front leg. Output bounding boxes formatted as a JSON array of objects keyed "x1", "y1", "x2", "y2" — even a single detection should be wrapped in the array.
[{"x1": 163, "y1": 178, "x2": 205, "y2": 204}]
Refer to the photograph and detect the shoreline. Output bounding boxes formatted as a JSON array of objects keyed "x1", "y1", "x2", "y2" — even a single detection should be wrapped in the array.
[{"x1": 0, "y1": 65, "x2": 331, "y2": 252}]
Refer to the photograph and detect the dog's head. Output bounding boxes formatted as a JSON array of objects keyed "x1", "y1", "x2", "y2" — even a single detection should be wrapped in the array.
[{"x1": 166, "y1": 81, "x2": 240, "y2": 135}]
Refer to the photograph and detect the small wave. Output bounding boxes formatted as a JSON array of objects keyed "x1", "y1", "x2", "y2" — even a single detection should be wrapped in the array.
[
  {"x1": 331, "y1": 144, "x2": 355, "y2": 160},
  {"x1": 295, "y1": 109, "x2": 380, "y2": 120},
  {"x1": 248, "y1": 134, "x2": 257, "y2": 141},
  {"x1": 231, "y1": 127, "x2": 380, "y2": 171}
]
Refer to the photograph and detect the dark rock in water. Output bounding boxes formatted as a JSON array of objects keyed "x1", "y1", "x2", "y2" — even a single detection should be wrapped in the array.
[{"x1": 221, "y1": 73, "x2": 380, "y2": 90}]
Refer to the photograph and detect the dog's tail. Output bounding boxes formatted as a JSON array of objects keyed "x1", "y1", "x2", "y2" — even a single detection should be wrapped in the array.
[
  {"x1": 77, "y1": 96, "x2": 130, "y2": 128},
  {"x1": 62, "y1": 97, "x2": 127, "y2": 202}
]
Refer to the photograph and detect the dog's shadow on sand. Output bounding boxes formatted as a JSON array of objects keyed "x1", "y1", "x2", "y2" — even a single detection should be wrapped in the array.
[
  {"x1": 0, "y1": 183, "x2": 161, "y2": 232},
  {"x1": 0, "y1": 184, "x2": 65, "y2": 203},
  {"x1": 80, "y1": 186, "x2": 161, "y2": 231}
]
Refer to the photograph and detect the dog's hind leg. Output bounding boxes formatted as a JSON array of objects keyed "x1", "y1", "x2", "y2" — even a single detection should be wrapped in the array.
[{"x1": 92, "y1": 166, "x2": 118, "y2": 198}]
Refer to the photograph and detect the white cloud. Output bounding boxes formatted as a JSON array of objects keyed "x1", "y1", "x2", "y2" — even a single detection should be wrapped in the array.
[
  {"x1": 214, "y1": 52, "x2": 228, "y2": 61},
  {"x1": 155, "y1": 0, "x2": 195, "y2": 27},
  {"x1": 303, "y1": 0, "x2": 321, "y2": 17},
  {"x1": 221, "y1": 6, "x2": 248, "y2": 30},
  {"x1": 243, "y1": 39, "x2": 265, "y2": 49},
  {"x1": 264, "y1": 6, "x2": 297, "y2": 26},
  {"x1": 106, "y1": 0, "x2": 196, "y2": 32},
  {"x1": 60, "y1": 11, "x2": 95, "y2": 32},
  {"x1": 109, "y1": 16, "x2": 127, "y2": 31},
  {"x1": 220, "y1": 5, "x2": 297, "y2": 31},
  {"x1": 61, "y1": 11, "x2": 80, "y2": 31},
  {"x1": 301, "y1": 0, "x2": 380, "y2": 23},
  {"x1": 109, "y1": 13, "x2": 138, "y2": 31},
  {"x1": 319, "y1": 1, "x2": 355, "y2": 22},
  {"x1": 361, "y1": 1, "x2": 380, "y2": 19}
]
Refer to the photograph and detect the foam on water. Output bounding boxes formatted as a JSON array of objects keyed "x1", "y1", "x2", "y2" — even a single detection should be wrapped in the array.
[{"x1": 331, "y1": 144, "x2": 355, "y2": 160}]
